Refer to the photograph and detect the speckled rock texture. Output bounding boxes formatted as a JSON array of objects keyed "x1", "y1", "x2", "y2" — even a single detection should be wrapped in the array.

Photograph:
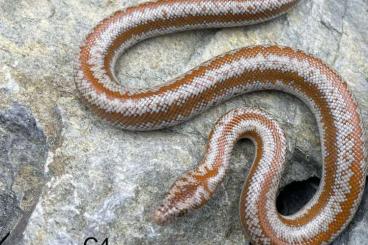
[
  {"x1": 0, "y1": 104, "x2": 47, "y2": 244},
  {"x1": 0, "y1": 0, "x2": 367, "y2": 244}
]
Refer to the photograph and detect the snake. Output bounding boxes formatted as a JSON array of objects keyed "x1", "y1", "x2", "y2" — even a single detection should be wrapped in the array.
[{"x1": 76, "y1": 0, "x2": 367, "y2": 244}]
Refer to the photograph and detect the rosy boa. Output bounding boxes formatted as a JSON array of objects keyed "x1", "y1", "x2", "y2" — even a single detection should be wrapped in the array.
[{"x1": 76, "y1": 0, "x2": 367, "y2": 244}]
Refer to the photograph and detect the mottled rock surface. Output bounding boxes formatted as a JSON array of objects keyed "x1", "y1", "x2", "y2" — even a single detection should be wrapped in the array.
[
  {"x1": 0, "y1": 104, "x2": 47, "y2": 245},
  {"x1": 0, "y1": 0, "x2": 367, "y2": 244}
]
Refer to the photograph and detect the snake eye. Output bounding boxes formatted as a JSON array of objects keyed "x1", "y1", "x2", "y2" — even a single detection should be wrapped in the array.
[{"x1": 177, "y1": 209, "x2": 188, "y2": 218}]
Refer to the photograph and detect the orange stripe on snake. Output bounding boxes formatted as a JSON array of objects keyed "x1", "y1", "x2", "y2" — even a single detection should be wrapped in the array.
[{"x1": 76, "y1": 0, "x2": 367, "y2": 244}]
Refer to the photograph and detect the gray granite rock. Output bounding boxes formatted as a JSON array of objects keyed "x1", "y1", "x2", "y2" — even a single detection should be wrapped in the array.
[
  {"x1": 0, "y1": 0, "x2": 367, "y2": 244},
  {"x1": 0, "y1": 104, "x2": 47, "y2": 244}
]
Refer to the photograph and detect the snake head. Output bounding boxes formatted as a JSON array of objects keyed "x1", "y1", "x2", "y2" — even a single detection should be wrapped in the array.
[{"x1": 152, "y1": 171, "x2": 210, "y2": 225}]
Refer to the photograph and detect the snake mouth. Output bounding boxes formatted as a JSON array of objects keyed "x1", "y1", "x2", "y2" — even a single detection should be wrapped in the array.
[
  {"x1": 152, "y1": 203, "x2": 189, "y2": 225},
  {"x1": 152, "y1": 176, "x2": 207, "y2": 225}
]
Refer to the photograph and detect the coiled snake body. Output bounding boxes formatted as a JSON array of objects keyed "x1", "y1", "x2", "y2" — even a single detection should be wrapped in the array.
[{"x1": 77, "y1": 0, "x2": 367, "y2": 244}]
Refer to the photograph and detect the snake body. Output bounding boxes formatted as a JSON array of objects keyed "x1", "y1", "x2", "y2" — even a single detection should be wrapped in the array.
[{"x1": 77, "y1": 0, "x2": 367, "y2": 244}]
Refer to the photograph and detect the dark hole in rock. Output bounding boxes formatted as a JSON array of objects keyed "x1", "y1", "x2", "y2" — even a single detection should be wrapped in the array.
[{"x1": 276, "y1": 176, "x2": 320, "y2": 216}]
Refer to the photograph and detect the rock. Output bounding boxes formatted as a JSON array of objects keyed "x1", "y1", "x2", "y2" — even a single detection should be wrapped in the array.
[
  {"x1": 0, "y1": 0, "x2": 367, "y2": 244},
  {"x1": 276, "y1": 177, "x2": 321, "y2": 216},
  {"x1": 0, "y1": 104, "x2": 47, "y2": 244}
]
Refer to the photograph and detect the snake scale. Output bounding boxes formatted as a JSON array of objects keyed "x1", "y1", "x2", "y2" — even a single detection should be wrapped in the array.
[{"x1": 76, "y1": 0, "x2": 367, "y2": 244}]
